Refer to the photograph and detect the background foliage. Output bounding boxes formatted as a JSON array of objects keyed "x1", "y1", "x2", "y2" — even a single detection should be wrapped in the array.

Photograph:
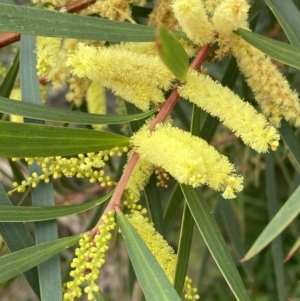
[{"x1": 0, "y1": 0, "x2": 300, "y2": 300}]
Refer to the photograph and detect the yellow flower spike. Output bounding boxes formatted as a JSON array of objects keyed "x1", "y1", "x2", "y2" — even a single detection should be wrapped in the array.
[
  {"x1": 131, "y1": 122, "x2": 243, "y2": 198},
  {"x1": 179, "y1": 70, "x2": 280, "y2": 153},
  {"x1": 67, "y1": 42, "x2": 174, "y2": 111},
  {"x1": 148, "y1": 0, "x2": 179, "y2": 30},
  {"x1": 86, "y1": 81, "x2": 107, "y2": 131},
  {"x1": 36, "y1": 37, "x2": 62, "y2": 77},
  {"x1": 128, "y1": 211, "x2": 199, "y2": 300},
  {"x1": 230, "y1": 34, "x2": 300, "y2": 127},
  {"x1": 171, "y1": 0, "x2": 214, "y2": 46},
  {"x1": 80, "y1": 0, "x2": 133, "y2": 22},
  {"x1": 123, "y1": 150, "x2": 155, "y2": 209},
  {"x1": 212, "y1": 0, "x2": 250, "y2": 56},
  {"x1": 201, "y1": 0, "x2": 224, "y2": 15}
]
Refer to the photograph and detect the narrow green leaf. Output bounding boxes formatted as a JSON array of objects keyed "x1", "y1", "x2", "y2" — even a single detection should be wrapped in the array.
[
  {"x1": 284, "y1": 237, "x2": 300, "y2": 262},
  {"x1": 0, "y1": 4, "x2": 185, "y2": 41},
  {"x1": 117, "y1": 212, "x2": 182, "y2": 301},
  {"x1": 145, "y1": 174, "x2": 165, "y2": 237},
  {"x1": 0, "y1": 121, "x2": 129, "y2": 157},
  {"x1": 264, "y1": 153, "x2": 287, "y2": 300},
  {"x1": 163, "y1": 182, "x2": 183, "y2": 228},
  {"x1": 264, "y1": 0, "x2": 300, "y2": 46},
  {"x1": 243, "y1": 185, "x2": 300, "y2": 261},
  {"x1": 0, "y1": 235, "x2": 81, "y2": 284},
  {"x1": 0, "y1": 97, "x2": 156, "y2": 125},
  {"x1": 174, "y1": 204, "x2": 194, "y2": 295},
  {"x1": 0, "y1": 191, "x2": 112, "y2": 222},
  {"x1": 236, "y1": 28, "x2": 300, "y2": 70},
  {"x1": 180, "y1": 185, "x2": 250, "y2": 301},
  {"x1": 248, "y1": 0, "x2": 266, "y2": 21},
  {"x1": 156, "y1": 26, "x2": 189, "y2": 82},
  {"x1": 219, "y1": 197, "x2": 254, "y2": 280},
  {"x1": 278, "y1": 120, "x2": 300, "y2": 169},
  {"x1": 0, "y1": 184, "x2": 40, "y2": 298},
  {"x1": 0, "y1": 50, "x2": 19, "y2": 98},
  {"x1": 20, "y1": 34, "x2": 61, "y2": 301},
  {"x1": 92, "y1": 290, "x2": 108, "y2": 301}
]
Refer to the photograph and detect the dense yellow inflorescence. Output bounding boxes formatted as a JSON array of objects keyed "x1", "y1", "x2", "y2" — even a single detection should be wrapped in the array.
[
  {"x1": 36, "y1": 37, "x2": 62, "y2": 77},
  {"x1": 8, "y1": 148, "x2": 128, "y2": 195},
  {"x1": 230, "y1": 34, "x2": 300, "y2": 127},
  {"x1": 148, "y1": 0, "x2": 179, "y2": 30},
  {"x1": 131, "y1": 122, "x2": 243, "y2": 199},
  {"x1": 67, "y1": 43, "x2": 174, "y2": 111},
  {"x1": 127, "y1": 211, "x2": 200, "y2": 301},
  {"x1": 123, "y1": 151, "x2": 155, "y2": 211},
  {"x1": 179, "y1": 70, "x2": 280, "y2": 152},
  {"x1": 85, "y1": 82, "x2": 107, "y2": 131},
  {"x1": 63, "y1": 211, "x2": 116, "y2": 301},
  {"x1": 171, "y1": 0, "x2": 214, "y2": 46}
]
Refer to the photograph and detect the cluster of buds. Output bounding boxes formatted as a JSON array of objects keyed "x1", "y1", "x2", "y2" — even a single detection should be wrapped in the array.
[
  {"x1": 63, "y1": 211, "x2": 116, "y2": 301},
  {"x1": 8, "y1": 147, "x2": 128, "y2": 195}
]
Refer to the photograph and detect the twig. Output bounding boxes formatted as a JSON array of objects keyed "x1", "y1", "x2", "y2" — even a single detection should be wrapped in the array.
[
  {"x1": 0, "y1": 0, "x2": 97, "y2": 48},
  {"x1": 91, "y1": 44, "x2": 211, "y2": 233}
]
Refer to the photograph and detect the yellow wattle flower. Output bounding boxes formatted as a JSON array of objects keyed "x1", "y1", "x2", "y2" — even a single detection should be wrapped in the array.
[
  {"x1": 171, "y1": 0, "x2": 214, "y2": 46},
  {"x1": 179, "y1": 70, "x2": 280, "y2": 153},
  {"x1": 131, "y1": 122, "x2": 243, "y2": 199},
  {"x1": 212, "y1": 0, "x2": 250, "y2": 55},
  {"x1": 124, "y1": 150, "x2": 155, "y2": 210},
  {"x1": 86, "y1": 81, "x2": 107, "y2": 131},
  {"x1": 67, "y1": 42, "x2": 174, "y2": 111},
  {"x1": 230, "y1": 34, "x2": 300, "y2": 128},
  {"x1": 36, "y1": 36, "x2": 62, "y2": 77}
]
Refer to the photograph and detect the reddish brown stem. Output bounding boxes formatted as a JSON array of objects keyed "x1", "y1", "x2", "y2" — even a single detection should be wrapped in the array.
[
  {"x1": 190, "y1": 43, "x2": 211, "y2": 70},
  {"x1": 57, "y1": 0, "x2": 96, "y2": 13},
  {"x1": 92, "y1": 43, "x2": 211, "y2": 232},
  {"x1": 0, "y1": 0, "x2": 96, "y2": 48},
  {"x1": 0, "y1": 33, "x2": 20, "y2": 48}
]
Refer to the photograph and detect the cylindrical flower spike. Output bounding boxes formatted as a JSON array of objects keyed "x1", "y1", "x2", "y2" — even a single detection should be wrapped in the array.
[
  {"x1": 201, "y1": 0, "x2": 224, "y2": 15},
  {"x1": 171, "y1": 0, "x2": 214, "y2": 46},
  {"x1": 230, "y1": 34, "x2": 300, "y2": 127},
  {"x1": 127, "y1": 211, "x2": 200, "y2": 300},
  {"x1": 212, "y1": 0, "x2": 249, "y2": 55},
  {"x1": 179, "y1": 70, "x2": 280, "y2": 153},
  {"x1": 67, "y1": 42, "x2": 174, "y2": 111},
  {"x1": 131, "y1": 122, "x2": 243, "y2": 199},
  {"x1": 124, "y1": 150, "x2": 155, "y2": 210},
  {"x1": 36, "y1": 36, "x2": 62, "y2": 77},
  {"x1": 86, "y1": 81, "x2": 107, "y2": 131}
]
